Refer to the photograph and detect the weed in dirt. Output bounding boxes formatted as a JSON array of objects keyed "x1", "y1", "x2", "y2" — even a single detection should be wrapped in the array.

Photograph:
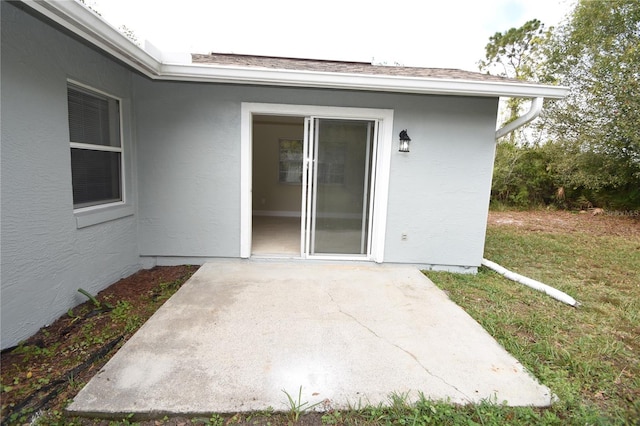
[
  {"x1": 110, "y1": 300, "x2": 142, "y2": 333},
  {"x1": 77, "y1": 288, "x2": 112, "y2": 311},
  {"x1": 207, "y1": 413, "x2": 225, "y2": 426},
  {"x1": 282, "y1": 386, "x2": 323, "y2": 422}
]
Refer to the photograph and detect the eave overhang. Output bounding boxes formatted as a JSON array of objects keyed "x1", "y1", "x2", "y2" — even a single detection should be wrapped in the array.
[{"x1": 20, "y1": 0, "x2": 569, "y2": 100}]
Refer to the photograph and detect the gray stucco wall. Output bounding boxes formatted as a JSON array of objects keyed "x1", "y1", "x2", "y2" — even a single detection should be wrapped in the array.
[
  {"x1": 1, "y1": 3, "x2": 141, "y2": 349},
  {"x1": 385, "y1": 96, "x2": 498, "y2": 267},
  {"x1": 0, "y1": 0, "x2": 498, "y2": 349},
  {"x1": 134, "y1": 78, "x2": 498, "y2": 268}
]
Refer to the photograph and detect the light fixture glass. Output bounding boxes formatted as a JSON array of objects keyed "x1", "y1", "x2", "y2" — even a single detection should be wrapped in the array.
[{"x1": 399, "y1": 129, "x2": 411, "y2": 152}]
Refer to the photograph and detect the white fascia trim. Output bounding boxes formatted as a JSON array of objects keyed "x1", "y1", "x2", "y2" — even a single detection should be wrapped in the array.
[
  {"x1": 23, "y1": 0, "x2": 161, "y2": 75},
  {"x1": 159, "y1": 63, "x2": 569, "y2": 99},
  {"x1": 22, "y1": 1, "x2": 569, "y2": 100}
]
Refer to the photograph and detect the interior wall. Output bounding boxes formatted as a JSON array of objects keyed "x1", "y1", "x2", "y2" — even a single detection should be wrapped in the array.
[{"x1": 252, "y1": 118, "x2": 304, "y2": 215}]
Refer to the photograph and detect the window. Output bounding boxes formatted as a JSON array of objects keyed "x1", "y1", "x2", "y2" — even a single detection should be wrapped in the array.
[
  {"x1": 278, "y1": 139, "x2": 303, "y2": 184},
  {"x1": 67, "y1": 83, "x2": 123, "y2": 209},
  {"x1": 278, "y1": 138, "x2": 346, "y2": 185}
]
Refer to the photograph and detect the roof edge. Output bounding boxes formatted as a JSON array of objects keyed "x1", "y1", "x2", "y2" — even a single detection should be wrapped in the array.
[
  {"x1": 159, "y1": 62, "x2": 569, "y2": 99},
  {"x1": 23, "y1": 0, "x2": 161, "y2": 75},
  {"x1": 19, "y1": 0, "x2": 569, "y2": 99}
]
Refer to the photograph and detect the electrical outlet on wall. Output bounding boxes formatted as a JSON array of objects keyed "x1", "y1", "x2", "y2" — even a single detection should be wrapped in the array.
[{"x1": 401, "y1": 232, "x2": 408, "y2": 241}]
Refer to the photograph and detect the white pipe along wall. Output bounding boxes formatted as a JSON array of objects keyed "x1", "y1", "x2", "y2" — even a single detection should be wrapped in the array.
[
  {"x1": 481, "y1": 259, "x2": 579, "y2": 307},
  {"x1": 488, "y1": 96, "x2": 579, "y2": 308}
]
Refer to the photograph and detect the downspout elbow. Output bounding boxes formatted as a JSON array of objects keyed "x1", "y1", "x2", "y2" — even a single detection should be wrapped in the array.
[{"x1": 495, "y1": 97, "x2": 544, "y2": 140}]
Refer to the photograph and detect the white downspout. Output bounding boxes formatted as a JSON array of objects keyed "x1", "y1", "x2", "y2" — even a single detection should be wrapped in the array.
[
  {"x1": 482, "y1": 259, "x2": 579, "y2": 307},
  {"x1": 488, "y1": 96, "x2": 579, "y2": 307},
  {"x1": 495, "y1": 96, "x2": 544, "y2": 140}
]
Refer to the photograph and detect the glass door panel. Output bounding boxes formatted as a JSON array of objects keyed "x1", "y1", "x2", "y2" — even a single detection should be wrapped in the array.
[{"x1": 308, "y1": 119, "x2": 376, "y2": 256}]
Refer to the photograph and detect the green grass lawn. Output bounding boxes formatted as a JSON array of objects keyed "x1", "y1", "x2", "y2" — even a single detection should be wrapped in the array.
[{"x1": 424, "y1": 219, "x2": 640, "y2": 425}]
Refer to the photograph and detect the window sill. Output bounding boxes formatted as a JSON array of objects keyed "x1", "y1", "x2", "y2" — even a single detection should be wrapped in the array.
[{"x1": 74, "y1": 204, "x2": 134, "y2": 229}]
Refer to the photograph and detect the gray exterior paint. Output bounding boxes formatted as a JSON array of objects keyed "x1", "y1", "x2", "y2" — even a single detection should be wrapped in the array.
[
  {"x1": 135, "y1": 79, "x2": 497, "y2": 268},
  {"x1": 1, "y1": 3, "x2": 141, "y2": 349},
  {"x1": 385, "y1": 96, "x2": 498, "y2": 267},
  {"x1": 1, "y1": 2, "x2": 497, "y2": 349}
]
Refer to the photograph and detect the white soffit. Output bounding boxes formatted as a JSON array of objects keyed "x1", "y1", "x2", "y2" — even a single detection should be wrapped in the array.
[{"x1": 22, "y1": 0, "x2": 569, "y2": 100}]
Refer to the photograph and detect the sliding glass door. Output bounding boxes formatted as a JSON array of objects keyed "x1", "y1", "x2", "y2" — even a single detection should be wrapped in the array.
[{"x1": 302, "y1": 118, "x2": 378, "y2": 258}]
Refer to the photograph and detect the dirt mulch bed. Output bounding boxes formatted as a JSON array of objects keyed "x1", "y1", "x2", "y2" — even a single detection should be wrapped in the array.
[
  {"x1": 488, "y1": 209, "x2": 640, "y2": 238},
  {"x1": 0, "y1": 265, "x2": 197, "y2": 425}
]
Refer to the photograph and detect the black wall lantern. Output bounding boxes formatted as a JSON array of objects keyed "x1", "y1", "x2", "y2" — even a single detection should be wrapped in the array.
[{"x1": 399, "y1": 129, "x2": 411, "y2": 152}]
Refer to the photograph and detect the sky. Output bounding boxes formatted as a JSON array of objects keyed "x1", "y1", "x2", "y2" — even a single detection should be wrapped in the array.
[{"x1": 87, "y1": 0, "x2": 575, "y2": 72}]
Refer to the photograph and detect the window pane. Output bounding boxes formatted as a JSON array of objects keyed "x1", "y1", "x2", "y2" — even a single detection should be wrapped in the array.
[
  {"x1": 68, "y1": 86, "x2": 120, "y2": 147},
  {"x1": 278, "y1": 139, "x2": 303, "y2": 183},
  {"x1": 71, "y1": 149, "x2": 122, "y2": 208}
]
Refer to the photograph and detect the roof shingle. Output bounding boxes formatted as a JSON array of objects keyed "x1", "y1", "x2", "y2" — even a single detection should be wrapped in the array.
[{"x1": 191, "y1": 53, "x2": 523, "y2": 84}]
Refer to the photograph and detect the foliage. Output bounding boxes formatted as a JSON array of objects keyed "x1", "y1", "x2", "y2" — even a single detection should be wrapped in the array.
[
  {"x1": 541, "y1": 0, "x2": 640, "y2": 208},
  {"x1": 480, "y1": 19, "x2": 547, "y2": 81},
  {"x1": 491, "y1": 142, "x2": 556, "y2": 207},
  {"x1": 491, "y1": 140, "x2": 640, "y2": 210},
  {"x1": 485, "y1": 0, "x2": 640, "y2": 210}
]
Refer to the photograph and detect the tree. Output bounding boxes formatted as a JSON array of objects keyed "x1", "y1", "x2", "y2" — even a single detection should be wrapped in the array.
[
  {"x1": 483, "y1": 2, "x2": 640, "y2": 210},
  {"x1": 479, "y1": 19, "x2": 548, "y2": 81},
  {"x1": 479, "y1": 19, "x2": 553, "y2": 144},
  {"x1": 543, "y1": 0, "x2": 640, "y2": 208}
]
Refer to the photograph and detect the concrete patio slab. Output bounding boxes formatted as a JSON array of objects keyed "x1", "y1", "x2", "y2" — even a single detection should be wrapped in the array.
[{"x1": 67, "y1": 259, "x2": 553, "y2": 418}]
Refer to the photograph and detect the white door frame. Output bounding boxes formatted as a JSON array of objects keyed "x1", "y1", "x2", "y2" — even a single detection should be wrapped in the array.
[{"x1": 240, "y1": 102, "x2": 394, "y2": 263}]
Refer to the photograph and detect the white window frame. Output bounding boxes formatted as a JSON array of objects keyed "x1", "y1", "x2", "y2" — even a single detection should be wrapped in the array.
[{"x1": 68, "y1": 80, "x2": 133, "y2": 228}]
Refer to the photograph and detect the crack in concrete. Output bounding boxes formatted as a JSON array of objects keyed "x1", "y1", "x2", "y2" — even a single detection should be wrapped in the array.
[{"x1": 326, "y1": 291, "x2": 473, "y2": 403}]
